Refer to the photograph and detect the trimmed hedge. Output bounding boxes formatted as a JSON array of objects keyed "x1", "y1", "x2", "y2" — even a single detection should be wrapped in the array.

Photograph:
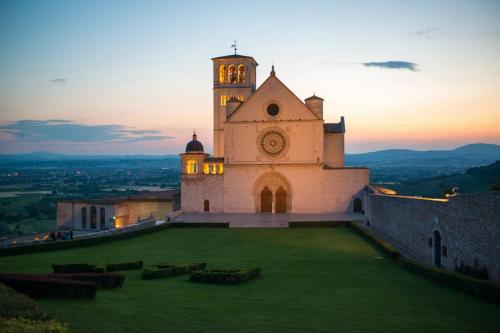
[
  {"x1": 0, "y1": 273, "x2": 97, "y2": 299},
  {"x1": 0, "y1": 223, "x2": 174, "y2": 257},
  {"x1": 0, "y1": 283, "x2": 48, "y2": 320},
  {"x1": 190, "y1": 267, "x2": 261, "y2": 285},
  {"x1": 106, "y1": 261, "x2": 143, "y2": 272},
  {"x1": 142, "y1": 262, "x2": 207, "y2": 280},
  {"x1": 400, "y1": 259, "x2": 500, "y2": 303},
  {"x1": 289, "y1": 221, "x2": 350, "y2": 228},
  {"x1": 52, "y1": 264, "x2": 96, "y2": 274},
  {"x1": 50, "y1": 273, "x2": 125, "y2": 289},
  {"x1": 348, "y1": 223, "x2": 399, "y2": 261},
  {"x1": 0, "y1": 317, "x2": 69, "y2": 333}
]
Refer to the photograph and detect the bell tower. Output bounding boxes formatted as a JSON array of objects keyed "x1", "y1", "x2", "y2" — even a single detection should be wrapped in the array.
[{"x1": 211, "y1": 52, "x2": 258, "y2": 158}]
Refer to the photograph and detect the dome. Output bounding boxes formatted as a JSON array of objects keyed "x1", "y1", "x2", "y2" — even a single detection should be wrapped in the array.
[{"x1": 185, "y1": 132, "x2": 204, "y2": 153}]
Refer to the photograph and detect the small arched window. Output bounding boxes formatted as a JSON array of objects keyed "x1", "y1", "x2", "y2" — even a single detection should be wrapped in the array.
[
  {"x1": 228, "y1": 65, "x2": 237, "y2": 83},
  {"x1": 100, "y1": 207, "x2": 106, "y2": 230},
  {"x1": 90, "y1": 206, "x2": 97, "y2": 229},
  {"x1": 204, "y1": 199, "x2": 210, "y2": 212},
  {"x1": 353, "y1": 198, "x2": 363, "y2": 213},
  {"x1": 219, "y1": 64, "x2": 226, "y2": 83},
  {"x1": 186, "y1": 160, "x2": 198, "y2": 174},
  {"x1": 81, "y1": 207, "x2": 87, "y2": 229},
  {"x1": 238, "y1": 64, "x2": 245, "y2": 83}
]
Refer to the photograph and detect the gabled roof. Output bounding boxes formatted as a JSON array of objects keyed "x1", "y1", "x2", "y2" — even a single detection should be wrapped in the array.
[{"x1": 227, "y1": 73, "x2": 321, "y2": 121}]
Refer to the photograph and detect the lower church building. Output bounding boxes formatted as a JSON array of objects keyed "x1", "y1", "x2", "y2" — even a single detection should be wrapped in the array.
[{"x1": 181, "y1": 53, "x2": 369, "y2": 213}]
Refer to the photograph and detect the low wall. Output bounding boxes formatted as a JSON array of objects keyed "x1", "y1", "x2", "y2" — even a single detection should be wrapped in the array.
[{"x1": 366, "y1": 192, "x2": 500, "y2": 281}]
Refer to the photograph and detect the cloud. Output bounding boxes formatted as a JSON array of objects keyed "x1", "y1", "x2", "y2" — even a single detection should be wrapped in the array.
[
  {"x1": 0, "y1": 120, "x2": 173, "y2": 143},
  {"x1": 410, "y1": 27, "x2": 441, "y2": 39},
  {"x1": 50, "y1": 78, "x2": 67, "y2": 84},
  {"x1": 362, "y1": 61, "x2": 418, "y2": 71}
]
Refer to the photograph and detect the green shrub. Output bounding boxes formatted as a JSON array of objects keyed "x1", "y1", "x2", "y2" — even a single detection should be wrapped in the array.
[
  {"x1": 106, "y1": 261, "x2": 143, "y2": 272},
  {"x1": 0, "y1": 273, "x2": 97, "y2": 299},
  {"x1": 400, "y1": 259, "x2": 500, "y2": 303},
  {"x1": 142, "y1": 263, "x2": 206, "y2": 280},
  {"x1": 0, "y1": 317, "x2": 69, "y2": 333},
  {"x1": 0, "y1": 283, "x2": 48, "y2": 320},
  {"x1": 190, "y1": 267, "x2": 261, "y2": 285},
  {"x1": 93, "y1": 261, "x2": 107, "y2": 273},
  {"x1": 50, "y1": 273, "x2": 125, "y2": 289},
  {"x1": 52, "y1": 263, "x2": 96, "y2": 274},
  {"x1": 348, "y1": 223, "x2": 399, "y2": 261}
]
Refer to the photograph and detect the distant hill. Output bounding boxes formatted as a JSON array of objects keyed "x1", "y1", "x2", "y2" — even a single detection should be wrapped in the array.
[
  {"x1": 2, "y1": 143, "x2": 498, "y2": 164},
  {"x1": 390, "y1": 160, "x2": 500, "y2": 197},
  {"x1": 0, "y1": 151, "x2": 179, "y2": 162},
  {"x1": 345, "y1": 143, "x2": 500, "y2": 167}
]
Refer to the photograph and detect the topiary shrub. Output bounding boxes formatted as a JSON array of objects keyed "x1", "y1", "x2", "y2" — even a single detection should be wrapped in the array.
[
  {"x1": 0, "y1": 317, "x2": 69, "y2": 333},
  {"x1": 142, "y1": 263, "x2": 206, "y2": 280},
  {"x1": 49, "y1": 273, "x2": 125, "y2": 289},
  {"x1": 52, "y1": 264, "x2": 96, "y2": 274},
  {"x1": 106, "y1": 261, "x2": 143, "y2": 272},
  {"x1": 190, "y1": 267, "x2": 261, "y2": 285},
  {"x1": 0, "y1": 273, "x2": 97, "y2": 299},
  {"x1": 0, "y1": 283, "x2": 48, "y2": 320}
]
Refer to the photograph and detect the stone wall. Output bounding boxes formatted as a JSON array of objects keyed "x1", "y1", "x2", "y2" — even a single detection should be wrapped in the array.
[{"x1": 366, "y1": 192, "x2": 500, "y2": 281}]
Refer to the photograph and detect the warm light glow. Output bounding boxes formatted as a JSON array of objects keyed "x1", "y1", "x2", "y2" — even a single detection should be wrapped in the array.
[
  {"x1": 219, "y1": 64, "x2": 226, "y2": 83},
  {"x1": 228, "y1": 65, "x2": 237, "y2": 83},
  {"x1": 218, "y1": 163, "x2": 224, "y2": 174},
  {"x1": 220, "y1": 95, "x2": 244, "y2": 106},
  {"x1": 238, "y1": 64, "x2": 245, "y2": 83},
  {"x1": 204, "y1": 163, "x2": 210, "y2": 174},
  {"x1": 210, "y1": 163, "x2": 217, "y2": 174},
  {"x1": 186, "y1": 159, "x2": 198, "y2": 174}
]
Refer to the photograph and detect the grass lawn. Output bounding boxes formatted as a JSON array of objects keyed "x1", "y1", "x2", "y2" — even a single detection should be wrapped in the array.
[{"x1": 0, "y1": 228, "x2": 498, "y2": 332}]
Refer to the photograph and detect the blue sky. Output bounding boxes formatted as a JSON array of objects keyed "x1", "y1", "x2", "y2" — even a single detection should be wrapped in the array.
[{"x1": 1, "y1": 0, "x2": 499, "y2": 154}]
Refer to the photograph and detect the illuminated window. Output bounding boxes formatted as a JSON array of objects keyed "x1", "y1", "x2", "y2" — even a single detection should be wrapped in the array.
[
  {"x1": 238, "y1": 65, "x2": 245, "y2": 83},
  {"x1": 204, "y1": 163, "x2": 210, "y2": 174},
  {"x1": 219, "y1": 64, "x2": 226, "y2": 83},
  {"x1": 221, "y1": 95, "x2": 244, "y2": 106},
  {"x1": 228, "y1": 65, "x2": 237, "y2": 83},
  {"x1": 210, "y1": 163, "x2": 217, "y2": 174},
  {"x1": 218, "y1": 163, "x2": 224, "y2": 174},
  {"x1": 186, "y1": 160, "x2": 198, "y2": 174}
]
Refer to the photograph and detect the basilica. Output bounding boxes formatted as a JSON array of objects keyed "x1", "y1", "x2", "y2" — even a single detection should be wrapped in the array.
[{"x1": 180, "y1": 53, "x2": 369, "y2": 214}]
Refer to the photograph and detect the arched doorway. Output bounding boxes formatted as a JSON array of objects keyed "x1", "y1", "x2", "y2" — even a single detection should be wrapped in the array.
[
  {"x1": 353, "y1": 198, "x2": 363, "y2": 213},
  {"x1": 204, "y1": 199, "x2": 210, "y2": 212},
  {"x1": 261, "y1": 187, "x2": 272, "y2": 212},
  {"x1": 433, "y1": 230, "x2": 442, "y2": 267},
  {"x1": 275, "y1": 187, "x2": 287, "y2": 213}
]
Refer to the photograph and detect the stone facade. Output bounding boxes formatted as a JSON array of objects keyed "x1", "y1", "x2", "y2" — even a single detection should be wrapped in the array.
[
  {"x1": 181, "y1": 53, "x2": 369, "y2": 214},
  {"x1": 365, "y1": 191, "x2": 500, "y2": 281},
  {"x1": 57, "y1": 191, "x2": 178, "y2": 230}
]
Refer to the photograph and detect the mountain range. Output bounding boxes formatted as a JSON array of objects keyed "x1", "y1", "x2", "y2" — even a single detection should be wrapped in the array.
[{"x1": 0, "y1": 143, "x2": 499, "y2": 166}]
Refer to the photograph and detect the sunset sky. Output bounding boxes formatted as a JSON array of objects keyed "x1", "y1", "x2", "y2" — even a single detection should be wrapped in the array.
[{"x1": 1, "y1": 0, "x2": 499, "y2": 154}]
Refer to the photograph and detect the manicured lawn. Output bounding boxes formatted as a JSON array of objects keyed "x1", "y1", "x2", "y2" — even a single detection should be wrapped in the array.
[{"x1": 0, "y1": 228, "x2": 498, "y2": 332}]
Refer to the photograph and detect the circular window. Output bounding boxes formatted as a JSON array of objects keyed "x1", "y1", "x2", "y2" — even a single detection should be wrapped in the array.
[
  {"x1": 257, "y1": 128, "x2": 290, "y2": 159},
  {"x1": 266, "y1": 103, "x2": 280, "y2": 117}
]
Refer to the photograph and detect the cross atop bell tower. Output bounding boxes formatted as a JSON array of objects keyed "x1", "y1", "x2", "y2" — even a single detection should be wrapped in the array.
[{"x1": 211, "y1": 50, "x2": 258, "y2": 158}]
